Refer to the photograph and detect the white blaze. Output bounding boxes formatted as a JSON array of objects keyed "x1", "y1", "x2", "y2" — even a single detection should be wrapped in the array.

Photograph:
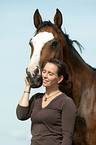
[{"x1": 28, "y1": 32, "x2": 54, "y2": 73}]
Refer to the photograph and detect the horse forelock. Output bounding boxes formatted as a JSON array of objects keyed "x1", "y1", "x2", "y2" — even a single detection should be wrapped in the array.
[{"x1": 36, "y1": 21, "x2": 59, "y2": 34}]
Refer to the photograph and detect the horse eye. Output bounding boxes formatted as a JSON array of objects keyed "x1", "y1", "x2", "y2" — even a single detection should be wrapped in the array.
[{"x1": 51, "y1": 40, "x2": 58, "y2": 48}]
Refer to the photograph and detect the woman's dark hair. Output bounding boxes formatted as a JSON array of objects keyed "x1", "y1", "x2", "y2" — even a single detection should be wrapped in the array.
[{"x1": 44, "y1": 58, "x2": 69, "y2": 85}]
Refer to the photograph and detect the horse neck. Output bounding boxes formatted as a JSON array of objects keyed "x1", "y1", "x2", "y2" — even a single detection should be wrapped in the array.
[{"x1": 66, "y1": 46, "x2": 95, "y2": 106}]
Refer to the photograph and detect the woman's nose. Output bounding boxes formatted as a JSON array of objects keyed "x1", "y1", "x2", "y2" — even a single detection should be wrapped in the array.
[{"x1": 43, "y1": 73, "x2": 48, "y2": 78}]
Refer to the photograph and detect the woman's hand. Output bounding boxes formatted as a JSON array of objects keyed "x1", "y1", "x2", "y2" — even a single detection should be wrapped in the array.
[
  {"x1": 25, "y1": 73, "x2": 31, "y2": 90},
  {"x1": 18, "y1": 76, "x2": 31, "y2": 107},
  {"x1": 25, "y1": 76, "x2": 30, "y2": 87}
]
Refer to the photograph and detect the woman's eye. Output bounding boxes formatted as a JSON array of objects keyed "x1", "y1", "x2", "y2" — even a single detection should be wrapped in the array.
[
  {"x1": 42, "y1": 70, "x2": 46, "y2": 73},
  {"x1": 49, "y1": 73, "x2": 53, "y2": 76}
]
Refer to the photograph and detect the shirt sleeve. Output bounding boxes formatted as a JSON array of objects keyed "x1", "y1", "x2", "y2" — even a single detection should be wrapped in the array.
[
  {"x1": 16, "y1": 93, "x2": 37, "y2": 121},
  {"x1": 61, "y1": 98, "x2": 76, "y2": 145}
]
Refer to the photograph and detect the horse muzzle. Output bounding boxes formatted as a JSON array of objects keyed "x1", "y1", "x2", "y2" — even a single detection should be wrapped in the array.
[{"x1": 26, "y1": 66, "x2": 42, "y2": 88}]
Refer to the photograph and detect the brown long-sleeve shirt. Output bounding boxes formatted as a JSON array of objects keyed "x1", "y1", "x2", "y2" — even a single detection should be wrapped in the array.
[{"x1": 16, "y1": 93, "x2": 76, "y2": 145}]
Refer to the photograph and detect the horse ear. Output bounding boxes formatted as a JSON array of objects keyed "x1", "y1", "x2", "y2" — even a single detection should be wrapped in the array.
[
  {"x1": 54, "y1": 9, "x2": 63, "y2": 29},
  {"x1": 34, "y1": 9, "x2": 42, "y2": 28}
]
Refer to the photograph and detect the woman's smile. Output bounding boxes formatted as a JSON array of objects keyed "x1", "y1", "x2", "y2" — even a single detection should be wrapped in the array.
[{"x1": 43, "y1": 79, "x2": 49, "y2": 83}]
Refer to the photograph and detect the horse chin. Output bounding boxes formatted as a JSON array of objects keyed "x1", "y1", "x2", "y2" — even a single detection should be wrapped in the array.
[
  {"x1": 28, "y1": 75, "x2": 42, "y2": 88},
  {"x1": 26, "y1": 67, "x2": 42, "y2": 88}
]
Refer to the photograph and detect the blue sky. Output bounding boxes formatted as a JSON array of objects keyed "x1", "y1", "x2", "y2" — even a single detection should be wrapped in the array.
[{"x1": 0, "y1": 0, "x2": 96, "y2": 145}]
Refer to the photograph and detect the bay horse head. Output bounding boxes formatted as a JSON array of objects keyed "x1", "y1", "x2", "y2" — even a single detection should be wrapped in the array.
[{"x1": 27, "y1": 9, "x2": 75, "y2": 94}]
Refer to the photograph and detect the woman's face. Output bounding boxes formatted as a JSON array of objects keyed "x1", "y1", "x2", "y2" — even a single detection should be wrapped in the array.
[{"x1": 42, "y1": 62, "x2": 61, "y2": 88}]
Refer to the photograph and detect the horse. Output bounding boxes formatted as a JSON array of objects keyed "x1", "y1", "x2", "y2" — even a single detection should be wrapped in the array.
[{"x1": 26, "y1": 9, "x2": 96, "y2": 145}]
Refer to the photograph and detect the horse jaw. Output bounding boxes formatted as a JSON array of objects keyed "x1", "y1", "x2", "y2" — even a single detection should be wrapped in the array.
[{"x1": 27, "y1": 31, "x2": 54, "y2": 88}]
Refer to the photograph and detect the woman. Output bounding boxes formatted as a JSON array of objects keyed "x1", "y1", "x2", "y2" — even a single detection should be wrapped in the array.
[{"x1": 16, "y1": 58, "x2": 76, "y2": 145}]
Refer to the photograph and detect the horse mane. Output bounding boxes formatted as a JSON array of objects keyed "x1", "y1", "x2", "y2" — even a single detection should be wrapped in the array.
[
  {"x1": 64, "y1": 33, "x2": 84, "y2": 53},
  {"x1": 36, "y1": 21, "x2": 96, "y2": 71},
  {"x1": 64, "y1": 34, "x2": 96, "y2": 71}
]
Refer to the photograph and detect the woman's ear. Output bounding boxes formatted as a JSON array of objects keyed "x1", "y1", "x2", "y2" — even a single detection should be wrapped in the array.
[{"x1": 58, "y1": 75, "x2": 64, "y2": 84}]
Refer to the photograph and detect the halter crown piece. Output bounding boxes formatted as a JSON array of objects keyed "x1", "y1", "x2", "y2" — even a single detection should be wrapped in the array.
[{"x1": 44, "y1": 92, "x2": 60, "y2": 101}]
